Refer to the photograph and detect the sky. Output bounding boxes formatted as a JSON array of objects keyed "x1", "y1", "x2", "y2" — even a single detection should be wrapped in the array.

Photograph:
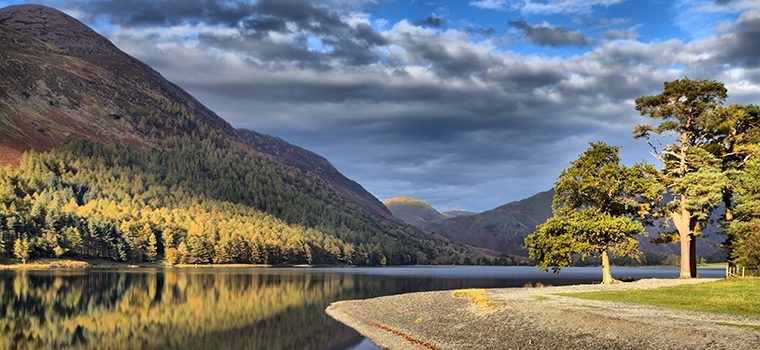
[{"x1": 2, "y1": 0, "x2": 760, "y2": 212}]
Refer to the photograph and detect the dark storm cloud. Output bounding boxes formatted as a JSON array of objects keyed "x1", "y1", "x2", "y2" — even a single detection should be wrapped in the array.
[
  {"x1": 66, "y1": 0, "x2": 388, "y2": 68},
  {"x1": 239, "y1": 0, "x2": 388, "y2": 67},
  {"x1": 491, "y1": 63, "x2": 565, "y2": 90},
  {"x1": 509, "y1": 20, "x2": 592, "y2": 47},
  {"x1": 715, "y1": 12, "x2": 760, "y2": 67},
  {"x1": 389, "y1": 28, "x2": 503, "y2": 77},
  {"x1": 74, "y1": 0, "x2": 255, "y2": 26}
]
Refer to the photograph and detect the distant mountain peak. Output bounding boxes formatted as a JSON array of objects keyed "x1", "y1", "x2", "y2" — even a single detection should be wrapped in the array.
[
  {"x1": 384, "y1": 196, "x2": 432, "y2": 206},
  {"x1": 383, "y1": 196, "x2": 443, "y2": 228}
]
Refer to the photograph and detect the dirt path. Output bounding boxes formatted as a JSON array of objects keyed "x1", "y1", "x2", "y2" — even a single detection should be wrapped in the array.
[{"x1": 326, "y1": 279, "x2": 760, "y2": 349}]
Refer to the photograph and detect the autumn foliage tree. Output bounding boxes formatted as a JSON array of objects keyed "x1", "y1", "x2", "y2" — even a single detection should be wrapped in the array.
[{"x1": 526, "y1": 142, "x2": 660, "y2": 284}]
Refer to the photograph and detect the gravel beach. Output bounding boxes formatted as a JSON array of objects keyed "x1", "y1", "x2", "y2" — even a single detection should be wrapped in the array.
[{"x1": 326, "y1": 279, "x2": 760, "y2": 349}]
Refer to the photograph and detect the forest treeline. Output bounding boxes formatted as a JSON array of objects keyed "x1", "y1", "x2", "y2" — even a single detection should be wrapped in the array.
[{"x1": 0, "y1": 134, "x2": 476, "y2": 265}]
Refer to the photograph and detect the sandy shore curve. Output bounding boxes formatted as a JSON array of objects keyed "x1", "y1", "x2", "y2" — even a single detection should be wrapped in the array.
[{"x1": 326, "y1": 279, "x2": 760, "y2": 349}]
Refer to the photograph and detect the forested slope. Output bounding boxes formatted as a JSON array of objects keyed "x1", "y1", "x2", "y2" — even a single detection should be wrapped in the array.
[{"x1": 0, "y1": 5, "x2": 475, "y2": 265}]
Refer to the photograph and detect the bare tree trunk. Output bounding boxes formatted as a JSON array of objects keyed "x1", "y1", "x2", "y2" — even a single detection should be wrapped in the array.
[
  {"x1": 601, "y1": 249, "x2": 618, "y2": 285},
  {"x1": 672, "y1": 207, "x2": 693, "y2": 279},
  {"x1": 676, "y1": 132, "x2": 695, "y2": 279}
]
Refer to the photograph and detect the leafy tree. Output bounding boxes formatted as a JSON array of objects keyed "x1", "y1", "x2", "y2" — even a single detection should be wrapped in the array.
[
  {"x1": 633, "y1": 78, "x2": 728, "y2": 278},
  {"x1": 526, "y1": 142, "x2": 659, "y2": 284},
  {"x1": 703, "y1": 104, "x2": 760, "y2": 264}
]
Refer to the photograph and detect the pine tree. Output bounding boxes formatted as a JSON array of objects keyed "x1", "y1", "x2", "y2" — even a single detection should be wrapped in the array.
[
  {"x1": 729, "y1": 151, "x2": 760, "y2": 267},
  {"x1": 633, "y1": 78, "x2": 728, "y2": 278}
]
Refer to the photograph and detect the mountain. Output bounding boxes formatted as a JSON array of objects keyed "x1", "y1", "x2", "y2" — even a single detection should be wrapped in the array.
[
  {"x1": 383, "y1": 196, "x2": 444, "y2": 228},
  {"x1": 237, "y1": 129, "x2": 392, "y2": 220},
  {"x1": 0, "y1": 4, "x2": 474, "y2": 265},
  {"x1": 424, "y1": 189, "x2": 726, "y2": 262},
  {"x1": 424, "y1": 190, "x2": 554, "y2": 257}
]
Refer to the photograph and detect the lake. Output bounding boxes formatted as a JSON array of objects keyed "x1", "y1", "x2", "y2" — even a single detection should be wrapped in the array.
[{"x1": 0, "y1": 266, "x2": 725, "y2": 349}]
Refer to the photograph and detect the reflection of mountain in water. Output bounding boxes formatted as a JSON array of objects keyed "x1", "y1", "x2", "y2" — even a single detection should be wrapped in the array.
[{"x1": 0, "y1": 267, "x2": 727, "y2": 349}]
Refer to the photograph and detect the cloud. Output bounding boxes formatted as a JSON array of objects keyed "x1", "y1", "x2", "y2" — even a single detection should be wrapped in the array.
[
  {"x1": 474, "y1": 0, "x2": 626, "y2": 14},
  {"x1": 696, "y1": 10, "x2": 760, "y2": 68},
  {"x1": 509, "y1": 20, "x2": 592, "y2": 47},
  {"x1": 419, "y1": 15, "x2": 443, "y2": 28},
  {"x1": 604, "y1": 26, "x2": 639, "y2": 40},
  {"x1": 469, "y1": 0, "x2": 507, "y2": 10},
  {"x1": 77, "y1": 0, "x2": 256, "y2": 26}
]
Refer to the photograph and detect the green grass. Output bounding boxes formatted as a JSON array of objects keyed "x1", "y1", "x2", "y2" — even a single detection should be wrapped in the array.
[
  {"x1": 559, "y1": 279, "x2": 760, "y2": 318},
  {"x1": 701, "y1": 262, "x2": 728, "y2": 269},
  {"x1": 531, "y1": 295, "x2": 550, "y2": 301}
]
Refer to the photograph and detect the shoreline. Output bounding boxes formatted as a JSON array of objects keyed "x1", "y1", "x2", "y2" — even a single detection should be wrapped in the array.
[
  {"x1": 326, "y1": 278, "x2": 760, "y2": 350},
  {"x1": 0, "y1": 258, "x2": 353, "y2": 270},
  {"x1": 0, "y1": 258, "x2": 728, "y2": 271}
]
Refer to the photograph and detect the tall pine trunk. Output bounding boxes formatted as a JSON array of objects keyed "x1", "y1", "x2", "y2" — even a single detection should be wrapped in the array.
[
  {"x1": 673, "y1": 204, "x2": 693, "y2": 279},
  {"x1": 676, "y1": 132, "x2": 696, "y2": 279}
]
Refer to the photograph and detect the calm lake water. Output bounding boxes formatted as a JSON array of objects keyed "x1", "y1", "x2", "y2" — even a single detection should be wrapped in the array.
[{"x1": 0, "y1": 266, "x2": 725, "y2": 349}]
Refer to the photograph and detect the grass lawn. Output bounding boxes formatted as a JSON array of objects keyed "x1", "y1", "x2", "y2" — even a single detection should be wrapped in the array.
[
  {"x1": 700, "y1": 262, "x2": 728, "y2": 269},
  {"x1": 559, "y1": 279, "x2": 760, "y2": 318}
]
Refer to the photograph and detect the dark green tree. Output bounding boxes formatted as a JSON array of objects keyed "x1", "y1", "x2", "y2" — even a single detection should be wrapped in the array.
[
  {"x1": 633, "y1": 78, "x2": 728, "y2": 278},
  {"x1": 703, "y1": 104, "x2": 760, "y2": 264},
  {"x1": 729, "y1": 151, "x2": 760, "y2": 267},
  {"x1": 526, "y1": 142, "x2": 660, "y2": 284}
]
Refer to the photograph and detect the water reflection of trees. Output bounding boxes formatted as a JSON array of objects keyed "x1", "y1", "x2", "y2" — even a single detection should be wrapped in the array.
[
  {"x1": 0, "y1": 269, "x2": 603, "y2": 350},
  {"x1": 0, "y1": 270, "x2": 371, "y2": 350}
]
